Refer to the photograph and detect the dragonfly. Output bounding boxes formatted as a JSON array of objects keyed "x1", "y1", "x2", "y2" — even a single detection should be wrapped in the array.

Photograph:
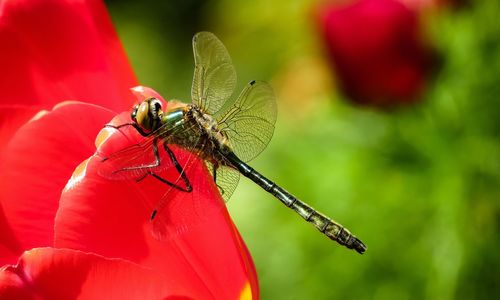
[{"x1": 99, "y1": 32, "x2": 366, "y2": 254}]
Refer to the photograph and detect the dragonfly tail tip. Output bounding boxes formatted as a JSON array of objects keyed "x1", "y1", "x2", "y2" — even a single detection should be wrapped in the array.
[{"x1": 353, "y1": 238, "x2": 367, "y2": 254}]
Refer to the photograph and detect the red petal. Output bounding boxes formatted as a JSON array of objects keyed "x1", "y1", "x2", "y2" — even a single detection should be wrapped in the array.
[
  {"x1": 0, "y1": 0, "x2": 137, "y2": 111},
  {"x1": 0, "y1": 102, "x2": 114, "y2": 259},
  {"x1": 130, "y1": 86, "x2": 166, "y2": 103},
  {"x1": 55, "y1": 118, "x2": 258, "y2": 299},
  {"x1": 0, "y1": 105, "x2": 44, "y2": 171},
  {"x1": 0, "y1": 247, "x2": 187, "y2": 299},
  {"x1": 0, "y1": 241, "x2": 18, "y2": 267},
  {"x1": 130, "y1": 85, "x2": 181, "y2": 113}
]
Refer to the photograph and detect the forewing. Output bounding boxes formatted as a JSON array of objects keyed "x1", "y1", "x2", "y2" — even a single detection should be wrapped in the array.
[
  {"x1": 97, "y1": 128, "x2": 171, "y2": 181},
  {"x1": 216, "y1": 80, "x2": 277, "y2": 162},
  {"x1": 191, "y1": 32, "x2": 236, "y2": 114}
]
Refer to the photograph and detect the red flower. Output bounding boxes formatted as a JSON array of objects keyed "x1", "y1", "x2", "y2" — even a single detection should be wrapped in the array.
[
  {"x1": 398, "y1": 0, "x2": 459, "y2": 11},
  {"x1": 0, "y1": 0, "x2": 257, "y2": 299},
  {"x1": 317, "y1": 0, "x2": 434, "y2": 106}
]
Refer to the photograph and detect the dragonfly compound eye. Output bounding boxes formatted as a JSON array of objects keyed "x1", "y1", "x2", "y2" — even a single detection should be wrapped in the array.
[
  {"x1": 131, "y1": 104, "x2": 139, "y2": 121},
  {"x1": 149, "y1": 98, "x2": 163, "y2": 120},
  {"x1": 134, "y1": 101, "x2": 150, "y2": 129}
]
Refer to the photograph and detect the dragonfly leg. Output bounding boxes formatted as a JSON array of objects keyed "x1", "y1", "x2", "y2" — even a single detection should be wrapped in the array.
[
  {"x1": 149, "y1": 173, "x2": 191, "y2": 192},
  {"x1": 105, "y1": 123, "x2": 151, "y2": 137},
  {"x1": 136, "y1": 170, "x2": 191, "y2": 192},
  {"x1": 161, "y1": 144, "x2": 193, "y2": 192},
  {"x1": 212, "y1": 163, "x2": 217, "y2": 182},
  {"x1": 149, "y1": 145, "x2": 194, "y2": 221},
  {"x1": 116, "y1": 138, "x2": 192, "y2": 192},
  {"x1": 211, "y1": 163, "x2": 226, "y2": 196}
]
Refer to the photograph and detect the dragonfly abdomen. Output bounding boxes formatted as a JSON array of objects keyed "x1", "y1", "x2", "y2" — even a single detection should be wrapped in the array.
[
  {"x1": 291, "y1": 199, "x2": 366, "y2": 253},
  {"x1": 224, "y1": 151, "x2": 367, "y2": 254}
]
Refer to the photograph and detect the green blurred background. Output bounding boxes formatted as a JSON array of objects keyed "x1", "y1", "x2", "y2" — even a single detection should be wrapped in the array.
[{"x1": 104, "y1": 0, "x2": 499, "y2": 299}]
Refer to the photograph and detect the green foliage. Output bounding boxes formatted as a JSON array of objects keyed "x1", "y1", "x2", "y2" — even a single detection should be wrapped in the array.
[{"x1": 107, "y1": 0, "x2": 499, "y2": 298}]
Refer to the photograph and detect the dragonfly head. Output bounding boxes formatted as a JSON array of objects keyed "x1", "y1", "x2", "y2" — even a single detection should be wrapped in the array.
[{"x1": 131, "y1": 97, "x2": 164, "y2": 132}]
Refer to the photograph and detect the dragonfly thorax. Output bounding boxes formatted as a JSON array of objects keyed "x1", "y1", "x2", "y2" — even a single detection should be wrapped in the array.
[
  {"x1": 190, "y1": 105, "x2": 217, "y2": 131},
  {"x1": 178, "y1": 104, "x2": 232, "y2": 164},
  {"x1": 189, "y1": 105, "x2": 229, "y2": 145}
]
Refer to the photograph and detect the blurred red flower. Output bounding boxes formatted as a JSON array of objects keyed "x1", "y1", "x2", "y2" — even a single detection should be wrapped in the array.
[
  {"x1": 0, "y1": 0, "x2": 257, "y2": 299},
  {"x1": 317, "y1": 0, "x2": 434, "y2": 107},
  {"x1": 399, "y1": 0, "x2": 460, "y2": 11}
]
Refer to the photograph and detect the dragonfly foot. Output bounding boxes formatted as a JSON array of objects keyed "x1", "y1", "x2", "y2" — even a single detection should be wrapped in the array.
[{"x1": 151, "y1": 210, "x2": 158, "y2": 220}]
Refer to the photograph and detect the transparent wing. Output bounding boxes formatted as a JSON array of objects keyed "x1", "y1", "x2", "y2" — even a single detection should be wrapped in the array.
[
  {"x1": 149, "y1": 147, "x2": 225, "y2": 241},
  {"x1": 216, "y1": 80, "x2": 277, "y2": 162},
  {"x1": 205, "y1": 163, "x2": 240, "y2": 202},
  {"x1": 97, "y1": 126, "x2": 172, "y2": 181},
  {"x1": 191, "y1": 31, "x2": 237, "y2": 115},
  {"x1": 98, "y1": 118, "x2": 204, "y2": 181},
  {"x1": 97, "y1": 121, "x2": 225, "y2": 240}
]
